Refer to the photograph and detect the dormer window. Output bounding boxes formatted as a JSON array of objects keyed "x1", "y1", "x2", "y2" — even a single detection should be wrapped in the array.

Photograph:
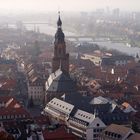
[{"x1": 97, "y1": 123, "x2": 100, "y2": 127}]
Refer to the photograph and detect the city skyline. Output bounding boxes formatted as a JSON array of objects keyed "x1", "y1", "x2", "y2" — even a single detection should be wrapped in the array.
[{"x1": 0, "y1": 0, "x2": 140, "y2": 13}]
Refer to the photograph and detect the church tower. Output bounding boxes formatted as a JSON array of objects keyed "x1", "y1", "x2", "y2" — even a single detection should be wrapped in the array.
[{"x1": 52, "y1": 12, "x2": 69, "y2": 74}]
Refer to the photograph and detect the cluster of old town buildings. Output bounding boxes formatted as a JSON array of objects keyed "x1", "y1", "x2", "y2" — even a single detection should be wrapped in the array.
[{"x1": 0, "y1": 14, "x2": 140, "y2": 140}]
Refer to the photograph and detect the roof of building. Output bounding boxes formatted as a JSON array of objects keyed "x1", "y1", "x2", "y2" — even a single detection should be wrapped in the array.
[
  {"x1": 90, "y1": 96, "x2": 110, "y2": 104},
  {"x1": 64, "y1": 93, "x2": 112, "y2": 113},
  {"x1": 103, "y1": 124, "x2": 134, "y2": 138},
  {"x1": 46, "y1": 98, "x2": 74, "y2": 115},
  {"x1": 73, "y1": 109, "x2": 95, "y2": 124},
  {"x1": 0, "y1": 131, "x2": 15, "y2": 140},
  {"x1": 0, "y1": 107, "x2": 30, "y2": 117},
  {"x1": 34, "y1": 115, "x2": 50, "y2": 126},
  {"x1": 0, "y1": 79, "x2": 16, "y2": 91},
  {"x1": 128, "y1": 133, "x2": 140, "y2": 140},
  {"x1": 43, "y1": 125, "x2": 78, "y2": 140},
  {"x1": 64, "y1": 93, "x2": 131, "y2": 125},
  {"x1": 0, "y1": 96, "x2": 30, "y2": 117},
  {"x1": 101, "y1": 55, "x2": 134, "y2": 66},
  {"x1": 0, "y1": 96, "x2": 12, "y2": 103},
  {"x1": 122, "y1": 102, "x2": 137, "y2": 113},
  {"x1": 46, "y1": 69, "x2": 76, "y2": 93},
  {"x1": 100, "y1": 113, "x2": 130, "y2": 125},
  {"x1": 0, "y1": 59, "x2": 16, "y2": 65}
]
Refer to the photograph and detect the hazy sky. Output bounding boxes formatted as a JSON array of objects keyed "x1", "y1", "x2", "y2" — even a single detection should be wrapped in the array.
[{"x1": 0, "y1": 0, "x2": 140, "y2": 12}]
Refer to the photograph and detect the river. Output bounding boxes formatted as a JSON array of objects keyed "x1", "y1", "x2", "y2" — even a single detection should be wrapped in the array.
[
  {"x1": 92, "y1": 41, "x2": 140, "y2": 56},
  {"x1": 25, "y1": 24, "x2": 140, "y2": 56},
  {"x1": 25, "y1": 24, "x2": 76, "y2": 36}
]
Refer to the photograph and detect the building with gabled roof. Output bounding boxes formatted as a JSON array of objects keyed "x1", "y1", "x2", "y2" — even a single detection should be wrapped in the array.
[
  {"x1": 121, "y1": 102, "x2": 137, "y2": 113},
  {"x1": 27, "y1": 75, "x2": 45, "y2": 105},
  {"x1": 44, "y1": 97, "x2": 106, "y2": 140},
  {"x1": 25, "y1": 62, "x2": 46, "y2": 105},
  {"x1": 0, "y1": 96, "x2": 31, "y2": 121},
  {"x1": 43, "y1": 125, "x2": 79, "y2": 140},
  {"x1": 90, "y1": 96, "x2": 110, "y2": 104},
  {"x1": 63, "y1": 93, "x2": 131, "y2": 125},
  {"x1": 99, "y1": 124, "x2": 135, "y2": 140},
  {"x1": 45, "y1": 68, "x2": 76, "y2": 102}
]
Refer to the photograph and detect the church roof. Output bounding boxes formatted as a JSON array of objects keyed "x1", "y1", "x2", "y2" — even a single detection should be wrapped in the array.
[{"x1": 45, "y1": 69, "x2": 76, "y2": 93}]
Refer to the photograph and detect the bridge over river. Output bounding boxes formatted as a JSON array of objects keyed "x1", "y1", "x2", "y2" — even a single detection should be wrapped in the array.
[{"x1": 1, "y1": 22, "x2": 140, "y2": 56}]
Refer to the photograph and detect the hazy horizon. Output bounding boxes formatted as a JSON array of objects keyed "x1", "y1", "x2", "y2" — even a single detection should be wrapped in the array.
[{"x1": 0, "y1": 0, "x2": 140, "y2": 13}]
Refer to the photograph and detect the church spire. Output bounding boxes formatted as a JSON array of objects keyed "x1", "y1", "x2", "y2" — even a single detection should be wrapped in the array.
[
  {"x1": 57, "y1": 11, "x2": 62, "y2": 28},
  {"x1": 55, "y1": 11, "x2": 65, "y2": 44},
  {"x1": 52, "y1": 12, "x2": 69, "y2": 74}
]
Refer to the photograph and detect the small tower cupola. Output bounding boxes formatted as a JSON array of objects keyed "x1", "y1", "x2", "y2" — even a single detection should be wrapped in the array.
[{"x1": 55, "y1": 12, "x2": 65, "y2": 44}]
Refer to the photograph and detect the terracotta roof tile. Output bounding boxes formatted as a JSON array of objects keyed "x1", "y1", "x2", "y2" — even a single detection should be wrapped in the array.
[
  {"x1": 128, "y1": 133, "x2": 140, "y2": 140},
  {"x1": 43, "y1": 126, "x2": 79, "y2": 140}
]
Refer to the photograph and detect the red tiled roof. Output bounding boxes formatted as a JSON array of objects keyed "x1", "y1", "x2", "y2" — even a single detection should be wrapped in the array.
[
  {"x1": 0, "y1": 79, "x2": 16, "y2": 90},
  {"x1": 0, "y1": 107, "x2": 30, "y2": 116},
  {"x1": 3, "y1": 120, "x2": 17, "y2": 128},
  {"x1": 0, "y1": 130, "x2": 15, "y2": 140},
  {"x1": 0, "y1": 96, "x2": 12, "y2": 103},
  {"x1": 0, "y1": 96, "x2": 31, "y2": 118},
  {"x1": 39, "y1": 51, "x2": 52, "y2": 59},
  {"x1": 43, "y1": 126, "x2": 79, "y2": 140},
  {"x1": 0, "y1": 97, "x2": 21, "y2": 109},
  {"x1": 128, "y1": 133, "x2": 140, "y2": 140},
  {"x1": 34, "y1": 115, "x2": 50, "y2": 126}
]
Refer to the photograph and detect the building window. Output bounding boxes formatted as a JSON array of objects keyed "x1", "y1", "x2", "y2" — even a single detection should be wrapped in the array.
[
  {"x1": 93, "y1": 134, "x2": 98, "y2": 138},
  {"x1": 96, "y1": 129, "x2": 99, "y2": 132},
  {"x1": 97, "y1": 123, "x2": 100, "y2": 127}
]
